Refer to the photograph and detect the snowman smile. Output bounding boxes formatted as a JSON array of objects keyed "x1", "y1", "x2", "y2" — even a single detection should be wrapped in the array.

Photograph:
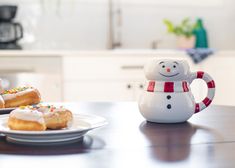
[{"x1": 159, "y1": 72, "x2": 180, "y2": 77}]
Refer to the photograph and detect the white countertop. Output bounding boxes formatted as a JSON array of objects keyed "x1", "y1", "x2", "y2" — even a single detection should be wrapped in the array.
[
  {"x1": 0, "y1": 49, "x2": 234, "y2": 57},
  {"x1": 0, "y1": 49, "x2": 186, "y2": 56}
]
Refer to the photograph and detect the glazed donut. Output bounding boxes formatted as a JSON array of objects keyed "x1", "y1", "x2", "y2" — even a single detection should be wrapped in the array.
[
  {"x1": 37, "y1": 105, "x2": 73, "y2": 129},
  {"x1": 0, "y1": 79, "x2": 5, "y2": 108},
  {"x1": 1, "y1": 86, "x2": 41, "y2": 108},
  {"x1": 8, "y1": 108, "x2": 46, "y2": 131},
  {"x1": 0, "y1": 95, "x2": 5, "y2": 108},
  {"x1": 8, "y1": 105, "x2": 73, "y2": 131}
]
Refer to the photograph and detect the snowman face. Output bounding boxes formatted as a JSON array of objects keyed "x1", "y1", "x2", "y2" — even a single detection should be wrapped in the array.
[
  {"x1": 145, "y1": 59, "x2": 190, "y2": 81},
  {"x1": 158, "y1": 61, "x2": 180, "y2": 78}
]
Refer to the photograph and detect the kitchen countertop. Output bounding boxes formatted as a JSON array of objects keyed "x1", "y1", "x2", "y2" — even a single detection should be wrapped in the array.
[
  {"x1": 0, "y1": 102, "x2": 235, "y2": 168},
  {"x1": 0, "y1": 49, "x2": 234, "y2": 57}
]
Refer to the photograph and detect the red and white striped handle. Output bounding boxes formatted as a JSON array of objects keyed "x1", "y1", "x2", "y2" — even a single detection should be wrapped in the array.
[{"x1": 190, "y1": 71, "x2": 215, "y2": 113}]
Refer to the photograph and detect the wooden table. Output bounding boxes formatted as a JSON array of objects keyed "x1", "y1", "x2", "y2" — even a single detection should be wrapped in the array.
[{"x1": 0, "y1": 102, "x2": 235, "y2": 168}]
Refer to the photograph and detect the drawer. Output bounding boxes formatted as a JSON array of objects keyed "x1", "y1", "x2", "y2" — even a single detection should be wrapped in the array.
[
  {"x1": 63, "y1": 54, "x2": 196, "y2": 81},
  {"x1": 63, "y1": 56, "x2": 151, "y2": 80},
  {"x1": 0, "y1": 56, "x2": 62, "y2": 74}
]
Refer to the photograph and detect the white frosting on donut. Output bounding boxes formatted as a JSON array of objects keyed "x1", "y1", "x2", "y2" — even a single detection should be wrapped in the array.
[
  {"x1": 10, "y1": 108, "x2": 45, "y2": 124},
  {"x1": 0, "y1": 79, "x2": 3, "y2": 93},
  {"x1": 37, "y1": 106, "x2": 66, "y2": 113},
  {"x1": 37, "y1": 107, "x2": 50, "y2": 113},
  {"x1": 2, "y1": 88, "x2": 35, "y2": 101},
  {"x1": 36, "y1": 106, "x2": 67, "y2": 118},
  {"x1": 54, "y1": 108, "x2": 67, "y2": 112}
]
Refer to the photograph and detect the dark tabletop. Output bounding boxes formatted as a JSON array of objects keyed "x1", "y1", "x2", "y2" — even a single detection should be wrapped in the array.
[{"x1": 0, "y1": 102, "x2": 235, "y2": 168}]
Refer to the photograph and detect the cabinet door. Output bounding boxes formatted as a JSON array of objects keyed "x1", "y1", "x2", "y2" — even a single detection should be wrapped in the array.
[
  {"x1": 64, "y1": 81, "x2": 134, "y2": 101},
  {"x1": 133, "y1": 81, "x2": 145, "y2": 101},
  {"x1": 16, "y1": 73, "x2": 62, "y2": 102}
]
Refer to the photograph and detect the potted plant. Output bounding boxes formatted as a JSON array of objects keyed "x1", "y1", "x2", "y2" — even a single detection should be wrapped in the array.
[{"x1": 163, "y1": 18, "x2": 196, "y2": 49}]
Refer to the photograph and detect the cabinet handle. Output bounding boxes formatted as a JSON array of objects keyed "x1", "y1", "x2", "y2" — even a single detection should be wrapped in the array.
[
  {"x1": 139, "y1": 84, "x2": 144, "y2": 89},
  {"x1": 121, "y1": 65, "x2": 144, "y2": 70},
  {"x1": 127, "y1": 84, "x2": 132, "y2": 89}
]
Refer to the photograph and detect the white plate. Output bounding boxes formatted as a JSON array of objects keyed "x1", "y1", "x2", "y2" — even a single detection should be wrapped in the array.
[{"x1": 0, "y1": 113, "x2": 107, "y2": 145}]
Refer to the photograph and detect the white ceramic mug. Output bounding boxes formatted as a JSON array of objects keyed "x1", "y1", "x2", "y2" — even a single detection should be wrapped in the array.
[{"x1": 138, "y1": 59, "x2": 215, "y2": 123}]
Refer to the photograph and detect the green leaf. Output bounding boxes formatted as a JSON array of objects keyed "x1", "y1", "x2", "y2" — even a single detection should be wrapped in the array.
[
  {"x1": 163, "y1": 17, "x2": 196, "y2": 37},
  {"x1": 181, "y1": 17, "x2": 190, "y2": 27},
  {"x1": 163, "y1": 19, "x2": 174, "y2": 33}
]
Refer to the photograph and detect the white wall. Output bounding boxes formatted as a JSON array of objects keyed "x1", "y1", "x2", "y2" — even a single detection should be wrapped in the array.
[
  {"x1": 1, "y1": 0, "x2": 235, "y2": 50},
  {"x1": 120, "y1": 0, "x2": 235, "y2": 49},
  {"x1": 17, "y1": 0, "x2": 108, "y2": 50}
]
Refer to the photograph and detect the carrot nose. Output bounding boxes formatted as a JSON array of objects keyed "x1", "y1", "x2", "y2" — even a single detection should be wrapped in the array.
[{"x1": 166, "y1": 68, "x2": 171, "y2": 72}]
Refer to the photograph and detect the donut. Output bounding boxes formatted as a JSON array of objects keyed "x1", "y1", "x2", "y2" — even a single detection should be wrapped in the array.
[
  {"x1": 8, "y1": 105, "x2": 73, "y2": 131},
  {"x1": 0, "y1": 95, "x2": 5, "y2": 108},
  {"x1": 8, "y1": 107, "x2": 46, "y2": 131},
  {"x1": 37, "y1": 105, "x2": 73, "y2": 129},
  {"x1": 0, "y1": 79, "x2": 4, "y2": 108},
  {"x1": 1, "y1": 86, "x2": 41, "y2": 108}
]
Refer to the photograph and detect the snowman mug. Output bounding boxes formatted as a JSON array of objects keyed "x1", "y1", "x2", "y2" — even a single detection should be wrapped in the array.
[{"x1": 138, "y1": 59, "x2": 215, "y2": 123}]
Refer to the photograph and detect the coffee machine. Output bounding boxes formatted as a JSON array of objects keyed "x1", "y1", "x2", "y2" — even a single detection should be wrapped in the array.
[{"x1": 0, "y1": 5, "x2": 23, "y2": 49}]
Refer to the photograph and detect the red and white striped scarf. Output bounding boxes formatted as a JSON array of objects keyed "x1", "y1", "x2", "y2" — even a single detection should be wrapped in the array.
[
  {"x1": 145, "y1": 71, "x2": 216, "y2": 113},
  {"x1": 146, "y1": 81, "x2": 190, "y2": 93}
]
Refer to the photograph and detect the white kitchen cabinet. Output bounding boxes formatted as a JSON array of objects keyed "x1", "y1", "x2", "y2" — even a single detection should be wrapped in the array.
[
  {"x1": 64, "y1": 80, "x2": 134, "y2": 101},
  {"x1": 64, "y1": 56, "x2": 145, "y2": 101},
  {"x1": 0, "y1": 50, "x2": 231, "y2": 105},
  {"x1": 63, "y1": 52, "x2": 197, "y2": 102},
  {"x1": 63, "y1": 54, "x2": 147, "y2": 101},
  {"x1": 63, "y1": 55, "x2": 147, "y2": 81},
  {"x1": 0, "y1": 56, "x2": 63, "y2": 102},
  {"x1": 64, "y1": 80, "x2": 147, "y2": 102},
  {"x1": 62, "y1": 51, "x2": 235, "y2": 105}
]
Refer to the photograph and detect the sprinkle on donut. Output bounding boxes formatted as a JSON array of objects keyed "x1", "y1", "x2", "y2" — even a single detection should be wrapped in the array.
[
  {"x1": 8, "y1": 104, "x2": 73, "y2": 131},
  {"x1": 19, "y1": 104, "x2": 65, "y2": 113},
  {"x1": 1, "y1": 86, "x2": 33, "y2": 95}
]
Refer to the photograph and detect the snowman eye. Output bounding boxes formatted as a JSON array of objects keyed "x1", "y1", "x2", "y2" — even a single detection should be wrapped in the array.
[
  {"x1": 162, "y1": 65, "x2": 165, "y2": 68},
  {"x1": 173, "y1": 65, "x2": 176, "y2": 68}
]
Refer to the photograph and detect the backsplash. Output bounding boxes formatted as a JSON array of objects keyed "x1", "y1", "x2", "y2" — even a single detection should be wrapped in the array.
[{"x1": 0, "y1": 0, "x2": 234, "y2": 50}]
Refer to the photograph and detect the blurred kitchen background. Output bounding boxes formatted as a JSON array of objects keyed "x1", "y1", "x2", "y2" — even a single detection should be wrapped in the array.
[
  {"x1": 0, "y1": 0, "x2": 233, "y2": 106},
  {"x1": 1, "y1": 0, "x2": 234, "y2": 50}
]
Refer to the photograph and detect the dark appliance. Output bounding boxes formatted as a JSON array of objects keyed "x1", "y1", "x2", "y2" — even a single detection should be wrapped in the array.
[{"x1": 0, "y1": 5, "x2": 23, "y2": 50}]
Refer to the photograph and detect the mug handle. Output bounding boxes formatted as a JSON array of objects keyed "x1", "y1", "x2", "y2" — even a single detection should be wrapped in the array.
[
  {"x1": 189, "y1": 71, "x2": 216, "y2": 113},
  {"x1": 14, "y1": 23, "x2": 23, "y2": 41}
]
